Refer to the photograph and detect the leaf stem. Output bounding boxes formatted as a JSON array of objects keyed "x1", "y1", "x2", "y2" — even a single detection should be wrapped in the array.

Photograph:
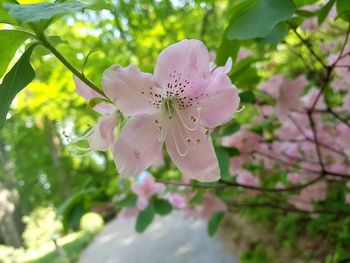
[{"x1": 35, "y1": 34, "x2": 106, "y2": 98}]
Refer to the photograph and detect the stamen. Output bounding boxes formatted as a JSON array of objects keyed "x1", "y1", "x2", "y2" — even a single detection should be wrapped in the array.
[
  {"x1": 171, "y1": 124, "x2": 189, "y2": 157},
  {"x1": 173, "y1": 106, "x2": 201, "y2": 132},
  {"x1": 236, "y1": 105, "x2": 245, "y2": 113}
]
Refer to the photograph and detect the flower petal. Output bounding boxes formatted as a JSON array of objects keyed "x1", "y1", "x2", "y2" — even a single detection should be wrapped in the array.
[
  {"x1": 197, "y1": 85, "x2": 240, "y2": 128},
  {"x1": 89, "y1": 114, "x2": 119, "y2": 151},
  {"x1": 154, "y1": 39, "x2": 211, "y2": 95},
  {"x1": 113, "y1": 114, "x2": 162, "y2": 178},
  {"x1": 73, "y1": 76, "x2": 115, "y2": 114},
  {"x1": 165, "y1": 120, "x2": 219, "y2": 182},
  {"x1": 103, "y1": 64, "x2": 158, "y2": 116}
]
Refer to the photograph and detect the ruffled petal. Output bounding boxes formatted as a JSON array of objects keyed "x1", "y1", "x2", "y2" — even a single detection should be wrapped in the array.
[
  {"x1": 186, "y1": 58, "x2": 239, "y2": 128},
  {"x1": 73, "y1": 76, "x2": 115, "y2": 114},
  {"x1": 154, "y1": 39, "x2": 211, "y2": 96},
  {"x1": 89, "y1": 114, "x2": 119, "y2": 151},
  {"x1": 112, "y1": 114, "x2": 162, "y2": 178},
  {"x1": 197, "y1": 85, "x2": 240, "y2": 128},
  {"x1": 103, "y1": 64, "x2": 158, "y2": 116},
  {"x1": 165, "y1": 119, "x2": 219, "y2": 182}
]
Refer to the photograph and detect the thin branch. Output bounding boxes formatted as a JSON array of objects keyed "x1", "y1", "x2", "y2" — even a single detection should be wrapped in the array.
[
  {"x1": 327, "y1": 108, "x2": 350, "y2": 128},
  {"x1": 292, "y1": 27, "x2": 328, "y2": 69},
  {"x1": 225, "y1": 200, "x2": 350, "y2": 216},
  {"x1": 331, "y1": 20, "x2": 350, "y2": 66},
  {"x1": 307, "y1": 111, "x2": 325, "y2": 172},
  {"x1": 36, "y1": 34, "x2": 107, "y2": 98}
]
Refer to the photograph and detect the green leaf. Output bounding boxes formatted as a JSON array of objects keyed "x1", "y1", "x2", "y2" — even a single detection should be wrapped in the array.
[
  {"x1": 215, "y1": 147, "x2": 230, "y2": 179},
  {"x1": 223, "y1": 146, "x2": 240, "y2": 157},
  {"x1": 0, "y1": 30, "x2": 31, "y2": 77},
  {"x1": 0, "y1": 0, "x2": 16, "y2": 24},
  {"x1": 0, "y1": 44, "x2": 36, "y2": 127},
  {"x1": 227, "y1": 0, "x2": 296, "y2": 40},
  {"x1": 256, "y1": 23, "x2": 288, "y2": 45},
  {"x1": 3, "y1": 1, "x2": 87, "y2": 25},
  {"x1": 293, "y1": 0, "x2": 320, "y2": 8},
  {"x1": 295, "y1": 9, "x2": 315, "y2": 17},
  {"x1": 154, "y1": 198, "x2": 172, "y2": 216},
  {"x1": 336, "y1": 0, "x2": 350, "y2": 20},
  {"x1": 239, "y1": 91, "x2": 256, "y2": 103},
  {"x1": 208, "y1": 212, "x2": 225, "y2": 236},
  {"x1": 115, "y1": 194, "x2": 137, "y2": 209},
  {"x1": 317, "y1": 0, "x2": 336, "y2": 25},
  {"x1": 219, "y1": 119, "x2": 241, "y2": 136},
  {"x1": 89, "y1": 97, "x2": 110, "y2": 108},
  {"x1": 216, "y1": 35, "x2": 240, "y2": 66},
  {"x1": 135, "y1": 203, "x2": 155, "y2": 233}
]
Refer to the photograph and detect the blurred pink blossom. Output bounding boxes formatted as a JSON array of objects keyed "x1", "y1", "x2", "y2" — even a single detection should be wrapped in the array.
[
  {"x1": 200, "y1": 193, "x2": 227, "y2": 220},
  {"x1": 132, "y1": 175, "x2": 165, "y2": 210}
]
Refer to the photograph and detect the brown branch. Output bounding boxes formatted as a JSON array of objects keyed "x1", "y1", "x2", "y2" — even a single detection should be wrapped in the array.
[
  {"x1": 225, "y1": 200, "x2": 350, "y2": 216},
  {"x1": 292, "y1": 27, "x2": 328, "y2": 69},
  {"x1": 327, "y1": 108, "x2": 350, "y2": 128}
]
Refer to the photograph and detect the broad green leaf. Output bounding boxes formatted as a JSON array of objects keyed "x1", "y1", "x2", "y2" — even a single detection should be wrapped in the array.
[
  {"x1": 208, "y1": 212, "x2": 225, "y2": 236},
  {"x1": 216, "y1": 35, "x2": 240, "y2": 66},
  {"x1": 115, "y1": 194, "x2": 137, "y2": 209},
  {"x1": 256, "y1": 23, "x2": 288, "y2": 45},
  {"x1": 89, "y1": 97, "x2": 110, "y2": 108},
  {"x1": 0, "y1": 30, "x2": 31, "y2": 77},
  {"x1": 0, "y1": 0, "x2": 16, "y2": 24},
  {"x1": 223, "y1": 147, "x2": 240, "y2": 157},
  {"x1": 154, "y1": 198, "x2": 172, "y2": 216},
  {"x1": 219, "y1": 119, "x2": 241, "y2": 136},
  {"x1": 317, "y1": 0, "x2": 336, "y2": 25},
  {"x1": 3, "y1": 1, "x2": 87, "y2": 25},
  {"x1": 230, "y1": 57, "x2": 261, "y2": 88},
  {"x1": 336, "y1": 0, "x2": 350, "y2": 20},
  {"x1": 293, "y1": 0, "x2": 320, "y2": 8},
  {"x1": 135, "y1": 203, "x2": 155, "y2": 233},
  {"x1": 214, "y1": 147, "x2": 230, "y2": 179},
  {"x1": 295, "y1": 9, "x2": 315, "y2": 17},
  {"x1": 0, "y1": 44, "x2": 36, "y2": 127},
  {"x1": 239, "y1": 91, "x2": 256, "y2": 103},
  {"x1": 227, "y1": 0, "x2": 296, "y2": 40}
]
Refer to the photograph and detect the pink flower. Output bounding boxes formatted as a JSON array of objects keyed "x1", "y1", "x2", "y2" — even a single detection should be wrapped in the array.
[
  {"x1": 236, "y1": 170, "x2": 260, "y2": 196},
  {"x1": 168, "y1": 193, "x2": 186, "y2": 209},
  {"x1": 222, "y1": 125, "x2": 261, "y2": 154},
  {"x1": 289, "y1": 180, "x2": 327, "y2": 212},
  {"x1": 103, "y1": 39, "x2": 240, "y2": 181},
  {"x1": 275, "y1": 75, "x2": 307, "y2": 120},
  {"x1": 236, "y1": 170, "x2": 259, "y2": 187},
  {"x1": 119, "y1": 207, "x2": 139, "y2": 218},
  {"x1": 200, "y1": 193, "x2": 227, "y2": 220},
  {"x1": 131, "y1": 175, "x2": 165, "y2": 210},
  {"x1": 74, "y1": 76, "x2": 116, "y2": 114},
  {"x1": 236, "y1": 47, "x2": 252, "y2": 62},
  {"x1": 341, "y1": 93, "x2": 350, "y2": 111},
  {"x1": 259, "y1": 75, "x2": 284, "y2": 98},
  {"x1": 302, "y1": 87, "x2": 327, "y2": 110},
  {"x1": 73, "y1": 77, "x2": 119, "y2": 151},
  {"x1": 260, "y1": 75, "x2": 307, "y2": 120},
  {"x1": 346, "y1": 194, "x2": 350, "y2": 205}
]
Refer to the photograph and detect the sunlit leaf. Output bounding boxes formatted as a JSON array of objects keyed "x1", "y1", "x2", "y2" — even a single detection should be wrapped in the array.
[
  {"x1": 0, "y1": 30, "x2": 31, "y2": 77},
  {"x1": 318, "y1": 0, "x2": 336, "y2": 25},
  {"x1": 227, "y1": 0, "x2": 296, "y2": 40},
  {"x1": 3, "y1": 1, "x2": 87, "y2": 26},
  {"x1": 0, "y1": 44, "x2": 36, "y2": 127},
  {"x1": 154, "y1": 198, "x2": 172, "y2": 216},
  {"x1": 135, "y1": 202, "x2": 155, "y2": 233},
  {"x1": 208, "y1": 212, "x2": 225, "y2": 236}
]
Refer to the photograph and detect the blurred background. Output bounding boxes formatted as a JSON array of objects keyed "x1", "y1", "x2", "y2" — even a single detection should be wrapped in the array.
[
  {"x1": 1, "y1": 0, "x2": 350, "y2": 262},
  {"x1": 0, "y1": 0, "x2": 232, "y2": 262}
]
